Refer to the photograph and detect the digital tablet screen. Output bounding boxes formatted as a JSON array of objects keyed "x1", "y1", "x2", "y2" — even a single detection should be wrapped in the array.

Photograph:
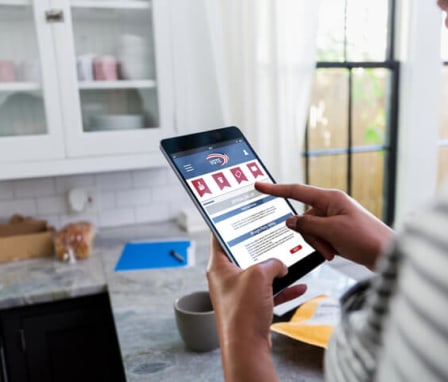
[{"x1": 160, "y1": 127, "x2": 322, "y2": 279}]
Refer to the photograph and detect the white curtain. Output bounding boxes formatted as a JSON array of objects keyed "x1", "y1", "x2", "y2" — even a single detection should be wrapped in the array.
[{"x1": 204, "y1": 0, "x2": 321, "y2": 183}]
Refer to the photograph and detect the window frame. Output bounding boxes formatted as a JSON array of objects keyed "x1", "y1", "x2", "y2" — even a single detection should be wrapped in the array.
[{"x1": 303, "y1": 0, "x2": 399, "y2": 226}]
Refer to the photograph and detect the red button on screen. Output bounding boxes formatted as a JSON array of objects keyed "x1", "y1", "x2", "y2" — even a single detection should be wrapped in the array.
[{"x1": 289, "y1": 245, "x2": 303, "y2": 254}]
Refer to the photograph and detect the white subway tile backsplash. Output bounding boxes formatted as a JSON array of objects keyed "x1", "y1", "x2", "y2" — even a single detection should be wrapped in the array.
[
  {"x1": 38, "y1": 214, "x2": 61, "y2": 229},
  {"x1": 55, "y1": 174, "x2": 95, "y2": 193},
  {"x1": 132, "y1": 167, "x2": 169, "y2": 187},
  {"x1": 59, "y1": 213, "x2": 99, "y2": 229},
  {"x1": 98, "y1": 191, "x2": 115, "y2": 210},
  {"x1": 99, "y1": 208, "x2": 135, "y2": 227},
  {"x1": 96, "y1": 171, "x2": 133, "y2": 191},
  {"x1": 166, "y1": 169, "x2": 181, "y2": 183},
  {"x1": 1, "y1": 168, "x2": 185, "y2": 228},
  {"x1": 13, "y1": 178, "x2": 56, "y2": 198},
  {"x1": 116, "y1": 188, "x2": 152, "y2": 208},
  {"x1": 135, "y1": 203, "x2": 173, "y2": 224},
  {"x1": 0, "y1": 199, "x2": 37, "y2": 219},
  {"x1": 170, "y1": 197, "x2": 195, "y2": 214},
  {"x1": 0, "y1": 181, "x2": 14, "y2": 200},
  {"x1": 152, "y1": 184, "x2": 185, "y2": 202},
  {"x1": 36, "y1": 195, "x2": 67, "y2": 215}
]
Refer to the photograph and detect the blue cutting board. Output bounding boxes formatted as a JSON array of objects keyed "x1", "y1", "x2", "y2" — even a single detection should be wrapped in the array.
[{"x1": 115, "y1": 240, "x2": 192, "y2": 271}]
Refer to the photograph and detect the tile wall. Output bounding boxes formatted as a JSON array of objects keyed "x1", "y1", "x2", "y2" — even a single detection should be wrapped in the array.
[{"x1": 0, "y1": 168, "x2": 193, "y2": 230}]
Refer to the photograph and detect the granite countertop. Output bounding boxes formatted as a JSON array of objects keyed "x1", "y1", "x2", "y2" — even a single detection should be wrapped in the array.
[{"x1": 0, "y1": 221, "x2": 372, "y2": 382}]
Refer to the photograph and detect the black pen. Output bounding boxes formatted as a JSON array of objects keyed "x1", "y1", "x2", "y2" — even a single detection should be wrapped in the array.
[{"x1": 169, "y1": 249, "x2": 185, "y2": 263}]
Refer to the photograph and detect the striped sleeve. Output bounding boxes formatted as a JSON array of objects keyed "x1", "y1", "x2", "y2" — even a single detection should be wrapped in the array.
[
  {"x1": 375, "y1": 201, "x2": 448, "y2": 381},
  {"x1": 324, "y1": 198, "x2": 448, "y2": 382},
  {"x1": 324, "y1": 234, "x2": 401, "y2": 382}
]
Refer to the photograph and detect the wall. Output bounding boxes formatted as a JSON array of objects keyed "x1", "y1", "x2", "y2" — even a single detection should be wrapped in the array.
[
  {"x1": 394, "y1": 0, "x2": 442, "y2": 229},
  {"x1": 0, "y1": 168, "x2": 194, "y2": 230}
]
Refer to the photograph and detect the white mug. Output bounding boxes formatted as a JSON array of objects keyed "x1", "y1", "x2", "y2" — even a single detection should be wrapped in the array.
[
  {"x1": 77, "y1": 54, "x2": 95, "y2": 81},
  {"x1": 21, "y1": 60, "x2": 41, "y2": 82}
]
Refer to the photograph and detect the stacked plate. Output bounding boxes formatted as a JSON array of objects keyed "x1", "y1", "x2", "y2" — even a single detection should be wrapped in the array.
[
  {"x1": 117, "y1": 34, "x2": 154, "y2": 80},
  {"x1": 89, "y1": 114, "x2": 145, "y2": 131}
]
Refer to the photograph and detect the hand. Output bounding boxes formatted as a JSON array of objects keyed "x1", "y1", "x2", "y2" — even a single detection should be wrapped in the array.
[
  {"x1": 255, "y1": 182, "x2": 395, "y2": 270},
  {"x1": 207, "y1": 235, "x2": 306, "y2": 381}
]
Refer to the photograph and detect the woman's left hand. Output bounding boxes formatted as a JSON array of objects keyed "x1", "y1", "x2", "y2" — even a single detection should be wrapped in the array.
[{"x1": 206, "y1": 235, "x2": 306, "y2": 381}]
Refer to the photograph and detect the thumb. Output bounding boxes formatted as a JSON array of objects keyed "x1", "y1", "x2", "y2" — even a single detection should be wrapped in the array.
[
  {"x1": 207, "y1": 235, "x2": 233, "y2": 272},
  {"x1": 257, "y1": 258, "x2": 288, "y2": 280}
]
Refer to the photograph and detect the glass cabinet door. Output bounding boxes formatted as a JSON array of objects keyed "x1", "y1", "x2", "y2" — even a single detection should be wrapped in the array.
[
  {"x1": 72, "y1": 1, "x2": 158, "y2": 133},
  {"x1": 0, "y1": 0, "x2": 65, "y2": 163},
  {"x1": 61, "y1": 0, "x2": 173, "y2": 157}
]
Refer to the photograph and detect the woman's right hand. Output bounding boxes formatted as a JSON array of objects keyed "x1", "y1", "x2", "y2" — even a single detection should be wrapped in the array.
[{"x1": 255, "y1": 182, "x2": 395, "y2": 270}]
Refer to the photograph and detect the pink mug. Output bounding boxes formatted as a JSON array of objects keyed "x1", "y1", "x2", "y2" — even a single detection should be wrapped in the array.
[
  {"x1": 93, "y1": 56, "x2": 118, "y2": 81},
  {"x1": 0, "y1": 60, "x2": 16, "y2": 82}
]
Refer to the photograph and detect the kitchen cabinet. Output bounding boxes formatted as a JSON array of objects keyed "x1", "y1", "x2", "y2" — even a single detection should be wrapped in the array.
[
  {"x1": 0, "y1": 0, "x2": 174, "y2": 180},
  {"x1": 0, "y1": 292, "x2": 125, "y2": 382}
]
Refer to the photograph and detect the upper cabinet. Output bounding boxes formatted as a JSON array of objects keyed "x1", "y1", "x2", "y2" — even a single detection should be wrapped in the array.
[
  {"x1": 0, "y1": 0, "x2": 65, "y2": 165},
  {"x1": 0, "y1": 0, "x2": 174, "y2": 180}
]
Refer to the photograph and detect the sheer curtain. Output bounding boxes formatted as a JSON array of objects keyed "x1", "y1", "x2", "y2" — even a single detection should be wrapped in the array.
[{"x1": 204, "y1": 0, "x2": 321, "y2": 183}]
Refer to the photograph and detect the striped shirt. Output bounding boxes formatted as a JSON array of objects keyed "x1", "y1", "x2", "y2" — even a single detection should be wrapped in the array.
[{"x1": 324, "y1": 194, "x2": 448, "y2": 381}]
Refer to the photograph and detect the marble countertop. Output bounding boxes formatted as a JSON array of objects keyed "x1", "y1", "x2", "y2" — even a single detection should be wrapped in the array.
[{"x1": 0, "y1": 221, "x2": 373, "y2": 382}]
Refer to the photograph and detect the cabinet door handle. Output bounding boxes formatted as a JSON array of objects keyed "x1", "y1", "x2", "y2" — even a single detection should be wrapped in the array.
[
  {"x1": 0, "y1": 342, "x2": 9, "y2": 382},
  {"x1": 45, "y1": 9, "x2": 64, "y2": 23},
  {"x1": 19, "y1": 329, "x2": 26, "y2": 352}
]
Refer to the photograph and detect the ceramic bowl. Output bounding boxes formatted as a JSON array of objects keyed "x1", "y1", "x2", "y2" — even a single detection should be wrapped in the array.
[{"x1": 90, "y1": 114, "x2": 144, "y2": 130}]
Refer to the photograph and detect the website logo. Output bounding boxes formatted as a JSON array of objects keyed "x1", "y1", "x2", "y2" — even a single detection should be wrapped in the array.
[{"x1": 206, "y1": 153, "x2": 229, "y2": 166}]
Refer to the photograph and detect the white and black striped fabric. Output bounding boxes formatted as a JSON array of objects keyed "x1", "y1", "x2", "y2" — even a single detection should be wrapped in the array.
[{"x1": 324, "y1": 195, "x2": 448, "y2": 381}]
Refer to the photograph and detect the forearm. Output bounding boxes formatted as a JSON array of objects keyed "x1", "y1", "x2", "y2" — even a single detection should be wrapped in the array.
[{"x1": 220, "y1": 336, "x2": 278, "y2": 382}]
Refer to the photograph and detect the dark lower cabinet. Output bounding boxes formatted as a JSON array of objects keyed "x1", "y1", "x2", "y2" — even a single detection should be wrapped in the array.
[{"x1": 0, "y1": 293, "x2": 126, "y2": 382}]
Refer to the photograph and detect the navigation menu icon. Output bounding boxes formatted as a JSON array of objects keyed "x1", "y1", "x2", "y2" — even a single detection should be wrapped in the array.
[{"x1": 183, "y1": 164, "x2": 194, "y2": 173}]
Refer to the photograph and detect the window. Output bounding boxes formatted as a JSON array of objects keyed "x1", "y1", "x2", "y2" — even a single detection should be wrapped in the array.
[
  {"x1": 303, "y1": 0, "x2": 398, "y2": 225},
  {"x1": 439, "y1": 20, "x2": 448, "y2": 188}
]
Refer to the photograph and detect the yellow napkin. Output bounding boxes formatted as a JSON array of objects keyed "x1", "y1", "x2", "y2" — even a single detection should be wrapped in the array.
[{"x1": 271, "y1": 295, "x2": 340, "y2": 349}]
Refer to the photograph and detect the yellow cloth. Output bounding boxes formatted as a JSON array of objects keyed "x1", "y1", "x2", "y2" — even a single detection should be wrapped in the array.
[{"x1": 271, "y1": 295, "x2": 338, "y2": 349}]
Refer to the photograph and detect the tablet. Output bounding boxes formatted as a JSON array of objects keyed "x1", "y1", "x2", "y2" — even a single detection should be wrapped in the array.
[{"x1": 160, "y1": 126, "x2": 324, "y2": 295}]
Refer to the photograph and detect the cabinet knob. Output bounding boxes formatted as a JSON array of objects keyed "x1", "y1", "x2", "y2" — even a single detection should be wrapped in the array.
[{"x1": 45, "y1": 9, "x2": 64, "y2": 23}]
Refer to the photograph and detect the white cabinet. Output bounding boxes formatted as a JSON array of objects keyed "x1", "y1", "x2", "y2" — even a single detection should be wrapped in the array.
[{"x1": 0, "y1": 0, "x2": 174, "y2": 180}]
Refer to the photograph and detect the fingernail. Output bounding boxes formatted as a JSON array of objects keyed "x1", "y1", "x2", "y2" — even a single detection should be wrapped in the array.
[{"x1": 286, "y1": 217, "x2": 297, "y2": 228}]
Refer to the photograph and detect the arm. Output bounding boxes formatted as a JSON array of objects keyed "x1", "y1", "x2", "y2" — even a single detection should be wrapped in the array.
[
  {"x1": 207, "y1": 236, "x2": 307, "y2": 382},
  {"x1": 255, "y1": 182, "x2": 395, "y2": 270},
  {"x1": 207, "y1": 182, "x2": 394, "y2": 381},
  {"x1": 249, "y1": 182, "x2": 396, "y2": 381}
]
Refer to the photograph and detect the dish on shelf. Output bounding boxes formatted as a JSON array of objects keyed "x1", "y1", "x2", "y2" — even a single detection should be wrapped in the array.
[
  {"x1": 117, "y1": 33, "x2": 154, "y2": 80},
  {"x1": 93, "y1": 56, "x2": 118, "y2": 81},
  {"x1": 0, "y1": 60, "x2": 16, "y2": 82},
  {"x1": 89, "y1": 114, "x2": 145, "y2": 130},
  {"x1": 77, "y1": 54, "x2": 95, "y2": 82}
]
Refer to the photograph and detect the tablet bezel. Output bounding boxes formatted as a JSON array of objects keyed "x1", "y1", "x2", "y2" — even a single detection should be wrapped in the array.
[{"x1": 160, "y1": 126, "x2": 324, "y2": 295}]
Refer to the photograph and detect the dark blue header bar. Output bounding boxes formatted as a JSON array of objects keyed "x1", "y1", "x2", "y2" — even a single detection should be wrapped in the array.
[{"x1": 173, "y1": 142, "x2": 257, "y2": 179}]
